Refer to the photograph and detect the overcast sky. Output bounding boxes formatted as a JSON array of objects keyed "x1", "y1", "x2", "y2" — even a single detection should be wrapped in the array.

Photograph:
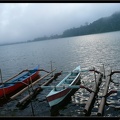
[{"x1": 0, "y1": 3, "x2": 120, "y2": 44}]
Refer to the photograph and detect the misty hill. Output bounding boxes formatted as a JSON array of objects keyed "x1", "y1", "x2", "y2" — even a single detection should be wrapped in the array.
[
  {"x1": 62, "y1": 11, "x2": 120, "y2": 37},
  {"x1": 29, "y1": 11, "x2": 120, "y2": 42}
]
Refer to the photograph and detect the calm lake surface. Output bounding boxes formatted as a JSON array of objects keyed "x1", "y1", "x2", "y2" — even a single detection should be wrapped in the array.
[{"x1": 0, "y1": 31, "x2": 120, "y2": 117}]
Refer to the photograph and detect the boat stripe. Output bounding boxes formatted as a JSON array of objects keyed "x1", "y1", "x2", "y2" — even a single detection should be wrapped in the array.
[
  {"x1": 47, "y1": 74, "x2": 80, "y2": 103},
  {"x1": 47, "y1": 88, "x2": 71, "y2": 102}
]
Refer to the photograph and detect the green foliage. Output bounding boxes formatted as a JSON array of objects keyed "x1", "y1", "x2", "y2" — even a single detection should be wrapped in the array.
[{"x1": 62, "y1": 11, "x2": 120, "y2": 37}]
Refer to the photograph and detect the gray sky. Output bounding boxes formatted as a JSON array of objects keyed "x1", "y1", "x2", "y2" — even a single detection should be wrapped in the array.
[{"x1": 0, "y1": 3, "x2": 120, "y2": 44}]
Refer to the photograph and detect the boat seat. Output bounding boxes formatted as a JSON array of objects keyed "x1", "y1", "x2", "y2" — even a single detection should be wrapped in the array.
[
  {"x1": 68, "y1": 76, "x2": 76, "y2": 79},
  {"x1": 54, "y1": 84, "x2": 68, "y2": 91},
  {"x1": 19, "y1": 78, "x2": 24, "y2": 80},
  {"x1": 62, "y1": 83, "x2": 69, "y2": 86},
  {"x1": 17, "y1": 79, "x2": 21, "y2": 81},
  {"x1": 22, "y1": 76, "x2": 27, "y2": 79},
  {"x1": 65, "y1": 79, "x2": 73, "y2": 84},
  {"x1": 66, "y1": 78, "x2": 73, "y2": 81},
  {"x1": 3, "y1": 83, "x2": 9, "y2": 87}
]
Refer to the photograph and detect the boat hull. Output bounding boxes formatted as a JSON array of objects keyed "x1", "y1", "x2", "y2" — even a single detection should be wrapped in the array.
[
  {"x1": 0, "y1": 68, "x2": 39, "y2": 98},
  {"x1": 47, "y1": 73, "x2": 81, "y2": 108}
]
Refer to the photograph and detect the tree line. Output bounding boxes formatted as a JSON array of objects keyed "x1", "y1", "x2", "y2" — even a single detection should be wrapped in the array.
[{"x1": 28, "y1": 11, "x2": 120, "y2": 42}]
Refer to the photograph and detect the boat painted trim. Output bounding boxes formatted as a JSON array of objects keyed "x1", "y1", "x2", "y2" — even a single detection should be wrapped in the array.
[
  {"x1": 46, "y1": 66, "x2": 81, "y2": 107},
  {"x1": 0, "y1": 66, "x2": 39, "y2": 98}
]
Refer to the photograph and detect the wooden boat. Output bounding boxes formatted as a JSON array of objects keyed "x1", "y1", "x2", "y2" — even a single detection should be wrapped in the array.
[
  {"x1": 0, "y1": 66, "x2": 40, "y2": 98},
  {"x1": 46, "y1": 65, "x2": 81, "y2": 108}
]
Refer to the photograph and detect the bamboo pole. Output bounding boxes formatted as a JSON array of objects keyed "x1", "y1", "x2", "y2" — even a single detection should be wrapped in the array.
[
  {"x1": 16, "y1": 72, "x2": 62, "y2": 107},
  {"x1": 10, "y1": 68, "x2": 56, "y2": 100},
  {"x1": 16, "y1": 76, "x2": 55, "y2": 107},
  {"x1": 84, "y1": 74, "x2": 102, "y2": 114},
  {"x1": 26, "y1": 79, "x2": 35, "y2": 116},
  {"x1": 16, "y1": 91, "x2": 34, "y2": 107},
  {"x1": 97, "y1": 69, "x2": 112, "y2": 116},
  {"x1": 16, "y1": 85, "x2": 81, "y2": 107},
  {"x1": 28, "y1": 71, "x2": 34, "y2": 91},
  {"x1": 41, "y1": 76, "x2": 54, "y2": 86},
  {"x1": 84, "y1": 66, "x2": 103, "y2": 115},
  {"x1": 16, "y1": 83, "x2": 93, "y2": 108}
]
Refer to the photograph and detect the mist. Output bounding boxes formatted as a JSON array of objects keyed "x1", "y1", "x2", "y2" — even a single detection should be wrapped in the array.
[{"x1": 0, "y1": 3, "x2": 120, "y2": 44}]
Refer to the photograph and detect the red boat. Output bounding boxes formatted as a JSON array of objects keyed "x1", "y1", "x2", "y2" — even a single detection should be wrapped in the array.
[{"x1": 0, "y1": 66, "x2": 40, "y2": 98}]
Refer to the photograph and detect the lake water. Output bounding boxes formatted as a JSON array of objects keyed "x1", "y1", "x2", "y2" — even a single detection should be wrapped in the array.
[{"x1": 0, "y1": 31, "x2": 120, "y2": 117}]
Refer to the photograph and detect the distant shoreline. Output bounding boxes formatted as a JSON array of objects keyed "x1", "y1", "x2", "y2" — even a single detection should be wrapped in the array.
[
  {"x1": 1, "y1": 11, "x2": 120, "y2": 46},
  {"x1": 0, "y1": 30, "x2": 120, "y2": 47}
]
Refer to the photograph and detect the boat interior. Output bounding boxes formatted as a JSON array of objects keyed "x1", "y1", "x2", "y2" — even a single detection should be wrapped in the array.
[{"x1": 54, "y1": 70, "x2": 79, "y2": 91}]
